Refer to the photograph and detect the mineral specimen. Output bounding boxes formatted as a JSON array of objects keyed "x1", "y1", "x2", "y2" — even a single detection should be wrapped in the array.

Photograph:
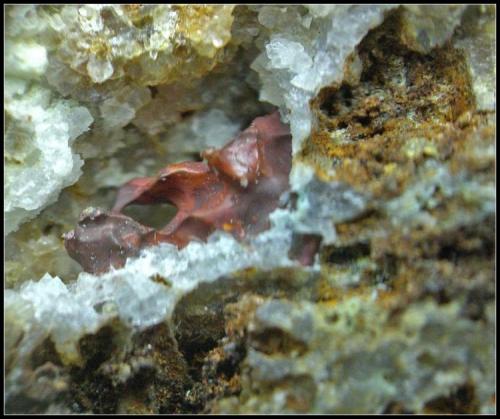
[
  {"x1": 64, "y1": 111, "x2": 293, "y2": 274},
  {"x1": 4, "y1": 4, "x2": 496, "y2": 415}
]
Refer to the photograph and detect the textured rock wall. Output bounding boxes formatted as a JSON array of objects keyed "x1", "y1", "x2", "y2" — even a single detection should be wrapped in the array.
[{"x1": 4, "y1": 5, "x2": 496, "y2": 414}]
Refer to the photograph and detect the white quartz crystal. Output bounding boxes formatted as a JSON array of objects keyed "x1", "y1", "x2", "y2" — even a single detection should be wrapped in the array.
[
  {"x1": 5, "y1": 41, "x2": 48, "y2": 78},
  {"x1": 453, "y1": 6, "x2": 496, "y2": 111},
  {"x1": 5, "y1": 5, "x2": 94, "y2": 235},
  {"x1": 4, "y1": 85, "x2": 93, "y2": 235},
  {"x1": 99, "y1": 86, "x2": 152, "y2": 129},
  {"x1": 87, "y1": 55, "x2": 114, "y2": 84},
  {"x1": 164, "y1": 109, "x2": 241, "y2": 154}
]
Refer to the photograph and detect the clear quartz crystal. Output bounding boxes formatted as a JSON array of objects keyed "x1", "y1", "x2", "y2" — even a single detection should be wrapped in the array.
[
  {"x1": 87, "y1": 55, "x2": 114, "y2": 83},
  {"x1": 4, "y1": 85, "x2": 93, "y2": 235}
]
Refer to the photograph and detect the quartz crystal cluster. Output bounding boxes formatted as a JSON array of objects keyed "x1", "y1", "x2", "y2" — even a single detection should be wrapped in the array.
[
  {"x1": 4, "y1": 4, "x2": 496, "y2": 415},
  {"x1": 4, "y1": 87, "x2": 93, "y2": 234},
  {"x1": 4, "y1": 7, "x2": 87, "y2": 235},
  {"x1": 45, "y1": 4, "x2": 236, "y2": 87}
]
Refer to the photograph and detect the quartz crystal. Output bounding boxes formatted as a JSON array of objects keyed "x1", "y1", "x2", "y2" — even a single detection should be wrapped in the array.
[
  {"x1": 453, "y1": 5, "x2": 496, "y2": 111},
  {"x1": 4, "y1": 85, "x2": 93, "y2": 234}
]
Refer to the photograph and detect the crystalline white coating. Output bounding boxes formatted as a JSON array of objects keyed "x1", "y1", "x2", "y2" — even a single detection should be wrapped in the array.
[
  {"x1": 5, "y1": 218, "x2": 294, "y2": 362},
  {"x1": 77, "y1": 5, "x2": 105, "y2": 33},
  {"x1": 100, "y1": 98, "x2": 136, "y2": 129},
  {"x1": 290, "y1": 177, "x2": 367, "y2": 244},
  {"x1": 385, "y1": 159, "x2": 496, "y2": 231},
  {"x1": 5, "y1": 5, "x2": 50, "y2": 38},
  {"x1": 266, "y1": 37, "x2": 313, "y2": 73},
  {"x1": 98, "y1": 85, "x2": 152, "y2": 129},
  {"x1": 5, "y1": 41, "x2": 48, "y2": 78},
  {"x1": 4, "y1": 86, "x2": 93, "y2": 235}
]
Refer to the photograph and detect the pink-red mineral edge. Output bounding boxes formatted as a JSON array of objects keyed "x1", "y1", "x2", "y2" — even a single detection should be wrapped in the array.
[{"x1": 64, "y1": 111, "x2": 302, "y2": 275}]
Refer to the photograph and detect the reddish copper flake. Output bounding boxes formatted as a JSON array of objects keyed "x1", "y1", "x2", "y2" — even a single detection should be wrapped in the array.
[{"x1": 64, "y1": 111, "x2": 297, "y2": 274}]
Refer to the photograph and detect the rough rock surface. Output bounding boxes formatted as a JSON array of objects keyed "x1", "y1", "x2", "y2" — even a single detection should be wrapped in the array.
[{"x1": 4, "y1": 5, "x2": 496, "y2": 414}]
